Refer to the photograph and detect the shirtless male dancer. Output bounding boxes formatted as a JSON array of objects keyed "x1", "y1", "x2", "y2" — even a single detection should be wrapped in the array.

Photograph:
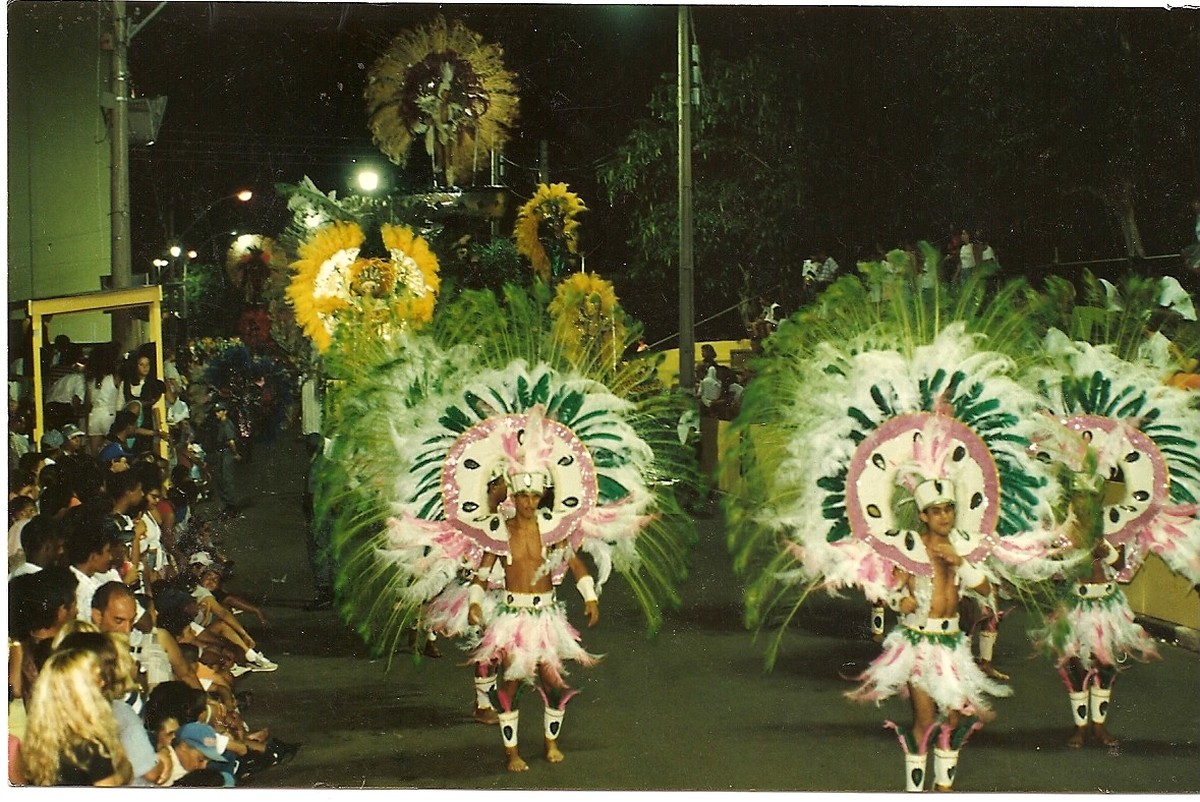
[
  {"x1": 468, "y1": 473, "x2": 600, "y2": 772},
  {"x1": 848, "y1": 479, "x2": 1011, "y2": 792}
]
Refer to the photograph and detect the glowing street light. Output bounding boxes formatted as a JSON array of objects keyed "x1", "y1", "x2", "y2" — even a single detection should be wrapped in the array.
[{"x1": 356, "y1": 169, "x2": 381, "y2": 193}]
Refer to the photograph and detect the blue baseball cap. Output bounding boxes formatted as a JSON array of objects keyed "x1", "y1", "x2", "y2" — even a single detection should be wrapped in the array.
[
  {"x1": 98, "y1": 441, "x2": 132, "y2": 465},
  {"x1": 176, "y1": 722, "x2": 225, "y2": 760}
]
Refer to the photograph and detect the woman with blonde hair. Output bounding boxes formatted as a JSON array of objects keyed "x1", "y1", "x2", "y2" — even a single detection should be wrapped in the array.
[
  {"x1": 57, "y1": 629, "x2": 168, "y2": 784},
  {"x1": 20, "y1": 646, "x2": 132, "y2": 786}
]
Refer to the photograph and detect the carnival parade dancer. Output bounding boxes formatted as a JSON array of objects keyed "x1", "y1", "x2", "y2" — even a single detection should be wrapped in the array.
[
  {"x1": 465, "y1": 429, "x2": 603, "y2": 771},
  {"x1": 726, "y1": 251, "x2": 1066, "y2": 791},
  {"x1": 1026, "y1": 326, "x2": 1200, "y2": 749},
  {"x1": 287, "y1": 192, "x2": 697, "y2": 770},
  {"x1": 847, "y1": 476, "x2": 1010, "y2": 792}
]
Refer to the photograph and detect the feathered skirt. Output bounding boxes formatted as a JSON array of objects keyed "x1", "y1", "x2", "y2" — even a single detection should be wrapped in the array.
[
  {"x1": 1036, "y1": 582, "x2": 1159, "y2": 669},
  {"x1": 845, "y1": 618, "x2": 1012, "y2": 718},
  {"x1": 467, "y1": 592, "x2": 600, "y2": 687}
]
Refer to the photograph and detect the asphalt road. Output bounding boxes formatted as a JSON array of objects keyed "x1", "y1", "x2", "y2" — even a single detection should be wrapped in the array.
[{"x1": 219, "y1": 431, "x2": 1200, "y2": 792}]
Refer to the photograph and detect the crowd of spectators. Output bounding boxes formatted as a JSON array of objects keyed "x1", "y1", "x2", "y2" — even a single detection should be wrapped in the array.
[{"x1": 8, "y1": 339, "x2": 297, "y2": 786}]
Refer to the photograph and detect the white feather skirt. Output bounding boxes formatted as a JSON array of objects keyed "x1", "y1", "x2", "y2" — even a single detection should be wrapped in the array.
[
  {"x1": 846, "y1": 625, "x2": 1012, "y2": 717},
  {"x1": 468, "y1": 599, "x2": 600, "y2": 686},
  {"x1": 421, "y1": 580, "x2": 499, "y2": 645},
  {"x1": 1043, "y1": 585, "x2": 1160, "y2": 668}
]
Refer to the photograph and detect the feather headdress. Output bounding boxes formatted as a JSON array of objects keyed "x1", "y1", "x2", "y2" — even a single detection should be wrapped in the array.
[
  {"x1": 1026, "y1": 330, "x2": 1200, "y2": 584},
  {"x1": 318, "y1": 281, "x2": 698, "y2": 660},
  {"x1": 725, "y1": 252, "x2": 1061, "y2": 668}
]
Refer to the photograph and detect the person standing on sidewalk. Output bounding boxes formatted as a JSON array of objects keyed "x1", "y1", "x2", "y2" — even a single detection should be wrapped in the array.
[{"x1": 207, "y1": 403, "x2": 241, "y2": 517}]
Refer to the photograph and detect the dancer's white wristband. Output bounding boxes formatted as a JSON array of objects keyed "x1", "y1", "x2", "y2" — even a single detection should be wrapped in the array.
[
  {"x1": 577, "y1": 575, "x2": 598, "y2": 603},
  {"x1": 468, "y1": 583, "x2": 485, "y2": 608}
]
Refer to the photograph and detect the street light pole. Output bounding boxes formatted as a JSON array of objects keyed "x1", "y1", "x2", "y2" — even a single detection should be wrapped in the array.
[
  {"x1": 677, "y1": 5, "x2": 696, "y2": 391},
  {"x1": 110, "y1": 0, "x2": 134, "y2": 349}
]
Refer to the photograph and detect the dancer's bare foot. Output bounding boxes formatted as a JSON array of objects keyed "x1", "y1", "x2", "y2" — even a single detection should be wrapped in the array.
[
  {"x1": 473, "y1": 706, "x2": 499, "y2": 725},
  {"x1": 545, "y1": 739, "x2": 564, "y2": 763},
  {"x1": 978, "y1": 661, "x2": 1009, "y2": 681},
  {"x1": 505, "y1": 747, "x2": 529, "y2": 772},
  {"x1": 1092, "y1": 723, "x2": 1119, "y2": 747},
  {"x1": 933, "y1": 784, "x2": 953, "y2": 792},
  {"x1": 1066, "y1": 726, "x2": 1087, "y2": 748}
]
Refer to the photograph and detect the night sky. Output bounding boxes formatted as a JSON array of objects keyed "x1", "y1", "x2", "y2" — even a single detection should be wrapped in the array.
[
  {"x1": 125, "y1": 2, "x2": 680, "y2": 260},
  {"x1": 39, "y1": 2, "x2": 1199, "y2": 341}
]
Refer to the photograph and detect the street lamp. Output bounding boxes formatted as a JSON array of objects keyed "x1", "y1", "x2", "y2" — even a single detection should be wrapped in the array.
[
  {"x1": 173, "y1": 189, "x2": 254, "y2": 248},
  {"x1": 356, "y1": 169, "x2": 381, "y2": 193}
]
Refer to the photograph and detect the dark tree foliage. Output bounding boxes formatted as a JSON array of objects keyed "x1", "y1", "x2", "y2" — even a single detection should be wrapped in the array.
[
  {"x1": 598, "y1": 51, "x2": 813, "y2": 333},
  {"x1": 598, "y1": 7, "x2": 1198, "y2": 326}
]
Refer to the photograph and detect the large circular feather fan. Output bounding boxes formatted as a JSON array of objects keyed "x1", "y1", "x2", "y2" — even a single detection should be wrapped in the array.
[
  {"x1": 319, "y1": 282, "x2": 699, "y2": 661},
  {"x1": 1028, "y1": 331, "x2": 1200, "y2": 585},
  {"x1": 365, "y1": 16, "x2": 519, "y2": 187}
]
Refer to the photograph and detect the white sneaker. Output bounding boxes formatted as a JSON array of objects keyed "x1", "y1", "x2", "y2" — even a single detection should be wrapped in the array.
[
  {"x1": 230, "y1": 664, "x2": 253, "y2": 677},
  {"x1": 250, "y1": 654, "x2": 278, "y2": 672}
]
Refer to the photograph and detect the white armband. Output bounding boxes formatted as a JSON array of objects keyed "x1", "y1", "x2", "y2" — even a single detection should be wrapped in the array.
[
  {"x1": 468, "y1": 583, "x2": 485, "y2": 608},
  {"x1": 1101, "y1": 539, "x2": 1121, "y2": 565},
  {"x1": 957, "y1": 561, "x2": 986, "y2": 590},
  {"x1": 576, "y1": 575, "x2": 598, "y2": 603}
]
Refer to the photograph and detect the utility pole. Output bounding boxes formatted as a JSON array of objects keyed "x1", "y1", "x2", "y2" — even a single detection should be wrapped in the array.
[
  {"x1": 677, "y1": 5, "x2": 696, "y2": 391},
  {"x1": 109, "y1": 0, "x2": 133, "y2": 349}
]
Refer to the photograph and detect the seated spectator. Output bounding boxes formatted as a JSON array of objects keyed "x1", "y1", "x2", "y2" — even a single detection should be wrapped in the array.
[
  {"x1": 160, "y1": 721, "x2": 230, "y2": 787},
  {"x1": 152, "y1": 582, "x2": 244, "y2": 678},
  {"x1": 97, "y1": 441, "x2": 133, "y2": 475},
  {"x1": 58, "y1": 423, "x2": 87, "y2": 458},
  {"x1": 38, "y1": 428, "x2": 66, "y2": 466},
  {"x1": 8, "y1": 495, "x2": 37, "y2": 569},
  {"x1": 184, "y1": 557, "x2": 277, "y2": 673},
  {"x1": 9, "y1": 567, "x2": 79, "y2": 695},
  {"x1": 198, "y1": 562, "x2": 269, "y2": 627},
  {"x1": 130, "y1": 462, "x2": 173, "y2": 585},
  {"x1": 63, "y1": 505, "x2": 116, "y2": 618},
  {"x1": 20, "y1": 646, "x2": 133, "y2": 785},
  {"x1": 142, "y1": 680, "x2": 207, "y2": 753},
  {"x1": 8, "y1": 468, "x2": 37, "y2": 503},
  {"x1": 55, "y1": 630, "x2": 163, "y2": 785}
]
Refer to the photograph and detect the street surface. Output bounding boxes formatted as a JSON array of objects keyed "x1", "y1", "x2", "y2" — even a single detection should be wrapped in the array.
[{"x1": 224, "y1": 433, "x2": 1199, "y2": 792}]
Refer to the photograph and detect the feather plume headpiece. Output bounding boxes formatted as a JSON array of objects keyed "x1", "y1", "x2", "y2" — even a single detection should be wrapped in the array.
[{"x1": 1027, "y1": 331, "x2": 1200, "y2": 583}]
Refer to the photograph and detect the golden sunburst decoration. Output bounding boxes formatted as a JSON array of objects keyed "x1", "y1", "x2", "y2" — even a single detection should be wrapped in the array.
[
  {"x1": 548, "y1": 270, "x2": 627, "y2": 369},
  {"x1": 365, "y1": 16, "x2": 519, "y2": 188},
  {"x1": 287, "y1": 221, "x2": 440, "y2": 353},
  {"x1": 514, "y1": 183, "x2": 588, "y2": 282}
]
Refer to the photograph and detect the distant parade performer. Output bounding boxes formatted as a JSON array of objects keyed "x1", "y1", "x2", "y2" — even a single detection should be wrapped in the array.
[{"x1": 1028, "y1": 332, "x2": 1200, "y2": 749}]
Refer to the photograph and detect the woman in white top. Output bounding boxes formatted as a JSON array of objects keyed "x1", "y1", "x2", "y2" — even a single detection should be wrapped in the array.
[{"x1": 85, "y1": 342, "x2": 123, "y2": 455}]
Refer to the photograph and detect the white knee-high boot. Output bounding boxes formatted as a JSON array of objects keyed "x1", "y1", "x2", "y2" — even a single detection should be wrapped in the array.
[
  {"x1": 475, "y1": 675, "x2": 496, "y2": 710},
  {"x1": 1069, "y1": 690, "x2": 1089, "y2": 727},
  {"x1": 1090, "y1": 686, "x2": 1112, "y2": 725},
  {"x1": 498, "y1": 710, "x2": 519, "y2": 749},
  {"x1": 904, "y1": 752, "x2": 928, "y2": 792},
  {"x1": 978, "y1": 629, "x2": 997, "y2": 662},
  {"x1": 544, "y1": 706, "x2": 565, "y2": 742},
  {"x1": 933, "y1": 748, "x2": 959, "y2": 790}
]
